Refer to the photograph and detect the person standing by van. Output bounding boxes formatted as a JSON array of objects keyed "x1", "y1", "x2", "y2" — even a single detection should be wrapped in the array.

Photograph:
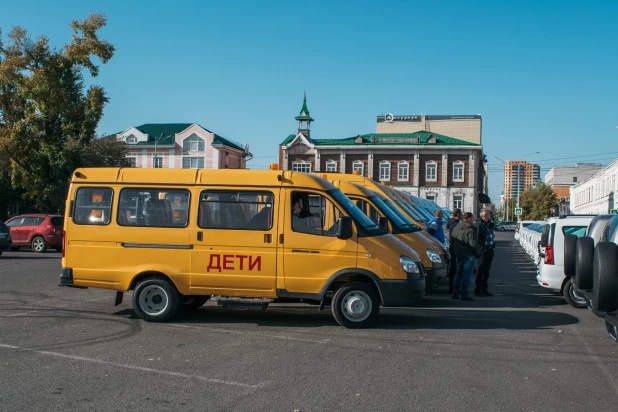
[
  {"x1": 447, "y1": 209, "x2": 462, "y2": 293},
  {"x1": 475, "y1": 209, "x2": 496, "y2": 297},
  {"x1": 452, "y1": 212, "x2": 481, "y2": 301},
  {"x1": 426, "y1": 210, "x2": 445, "y2": 245}
]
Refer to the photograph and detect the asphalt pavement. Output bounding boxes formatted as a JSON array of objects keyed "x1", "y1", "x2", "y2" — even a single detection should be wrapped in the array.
[{"x1": 1, "y1": 232, "x2": 617, "y2": 412}]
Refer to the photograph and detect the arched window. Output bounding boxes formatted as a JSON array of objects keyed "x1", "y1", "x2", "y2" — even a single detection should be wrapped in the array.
[
  {"x1": 398, "y1": 161, "x2": 409, "y2": 181},
  {"x1": 182, "y1": 134, "x2": 205, "y2": 152},
  {"x1": 325, "y1": 161, "x2": 337, "y2": 172},
  {"x1": 379, "y1": 161, "x2": 391, "y2": 181},
  {"x1": 352, "y1": 161, "x2": 364, "y2": 176},
  {"x1": 453, "y1": 161, "x2": 464, "y2": 182},
  {"x1": 426, "y1": 161, "x2": 437, "y2": 182}
]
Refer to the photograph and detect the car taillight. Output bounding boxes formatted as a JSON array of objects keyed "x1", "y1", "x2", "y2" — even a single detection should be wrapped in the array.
[
  {"x1": 62, "y1": 231, "x2": 66, "y2": 258},
  {"x1": 545, "y1": 244, "x2": 554, "y2": 265},
  {"x1": 46, "y1": 225, "x2": 54, "y2": 230}
]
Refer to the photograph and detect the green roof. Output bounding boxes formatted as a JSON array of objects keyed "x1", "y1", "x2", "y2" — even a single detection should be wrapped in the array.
[
  {"x1": 294, "y1": 92, "x2": 313, "y2": 121},
  {"x1": 280, "y1": 131, "x2": 480, "y2": 146},
  {"x1": 125, "y1": 123, "x2": 245, "y2": 151}
]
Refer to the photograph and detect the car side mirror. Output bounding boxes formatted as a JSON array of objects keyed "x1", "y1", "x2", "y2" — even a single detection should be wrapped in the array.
[
  {"x1": 337, "y1": 216, "x2": 353, "y2": 240},
  {"x1": 378, "y1": 217, "x2": 389, "y2": 232}
]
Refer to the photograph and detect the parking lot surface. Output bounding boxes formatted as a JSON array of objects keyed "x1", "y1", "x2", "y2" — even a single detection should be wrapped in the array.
[{"x1": 1, "y1": 232, "x2": 617, "y2": 412}]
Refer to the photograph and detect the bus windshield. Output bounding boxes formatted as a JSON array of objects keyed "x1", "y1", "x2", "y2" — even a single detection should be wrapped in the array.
[
  {"x1": 367, "y1": 195, "x2": 412, "y2": 233},
  {"x1": 328, "y1": 189, "x2": 385, "y2": 237},
  {"x1": 383, "y1": 199, "x2": 422, "y2": 231}
]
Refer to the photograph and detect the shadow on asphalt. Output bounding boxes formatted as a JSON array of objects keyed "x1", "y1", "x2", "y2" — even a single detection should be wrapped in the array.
[
  {"x1": 0, "y1": 255, "x2": 61, "y2": 260},
  {"x1": 118, "y1": 304, "x2": 578, "y2": 331}
]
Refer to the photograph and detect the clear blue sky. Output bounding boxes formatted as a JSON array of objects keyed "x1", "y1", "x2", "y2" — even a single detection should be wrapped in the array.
[{"x1": 2, "y1": 0, "x2": 617, "y2": 204}]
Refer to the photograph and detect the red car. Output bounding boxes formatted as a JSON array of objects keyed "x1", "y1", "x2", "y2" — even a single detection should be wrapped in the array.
[{"x1": 4, "y1": 214, "x2": 64, "y2": 253}]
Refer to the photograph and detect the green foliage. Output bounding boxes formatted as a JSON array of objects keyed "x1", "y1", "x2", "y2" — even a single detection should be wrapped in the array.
[
  {"x1": 0, "y1": 13, "x2": 121, "y2": 213},
  {"x1": 519, "y1": 183, "x2": 558, "y2": 220}
]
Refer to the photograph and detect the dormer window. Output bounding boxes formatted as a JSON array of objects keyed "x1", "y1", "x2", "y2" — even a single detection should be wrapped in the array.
[{"x1": 127, "y1": 135, "x2": 137, "y2": 144}]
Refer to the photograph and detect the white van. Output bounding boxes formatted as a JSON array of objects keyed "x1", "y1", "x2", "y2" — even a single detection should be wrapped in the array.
[{"x1": 536, "y1": 216, "x2": 594, "y2": 305}]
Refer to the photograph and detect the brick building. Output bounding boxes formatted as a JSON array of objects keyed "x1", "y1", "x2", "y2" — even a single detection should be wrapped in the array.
[{"x1": 279, "y1": 96, "x2": 489, "y2": 215}]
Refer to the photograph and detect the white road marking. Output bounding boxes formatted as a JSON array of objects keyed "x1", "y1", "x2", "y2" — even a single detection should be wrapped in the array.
[
  {"x1": 0, "y1": 343, "x2": 267, "y2": 389},
  {"x1": 170, "y1": 323, "x2": 330, "y2": 344}
]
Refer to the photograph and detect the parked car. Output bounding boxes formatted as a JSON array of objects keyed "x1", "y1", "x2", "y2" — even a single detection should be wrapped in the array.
[
  {"x1": 519, "y1": 222, "x2": 545, "y2": 264},
  {"x1": 515, "y1": 220, "x2": 540, "y2": 239},
  {"x1": 4, "y1": 214, "x2": 64, "y2": 253},
  {"x1": 0, "y1": 221, "x2": 12, "y2": 256},
  {"x1": 536, "y1": 215, "x2": 594, "y2": 307},
  {"x1": 563, "y1": 215, "x2": 614, "y2": 308},
  {"x1": 586, "y1": 220, "x2": 618, "y2": 343},
  {"x1": 495, "y1": 221, "x2": 516, "y2": 232}
]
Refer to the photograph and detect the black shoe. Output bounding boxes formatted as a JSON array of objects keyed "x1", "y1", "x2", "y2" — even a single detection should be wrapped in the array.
[
  {"x1": 483, "y1": 291, "x2": 494, "y2": 296},
  {"x1": 461, "y1": 296, "x2": 475, "y2": 301},
  {"x1": 475, "y1": 291, "x2": 484, "y2": 297}
]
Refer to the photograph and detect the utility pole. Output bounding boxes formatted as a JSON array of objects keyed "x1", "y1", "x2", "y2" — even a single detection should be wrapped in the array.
[{"x1": 154, "y1": 133, "x2": 164, "y2": 168}]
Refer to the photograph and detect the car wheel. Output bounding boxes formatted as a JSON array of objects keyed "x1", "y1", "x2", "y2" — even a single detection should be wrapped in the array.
[
  {"x1": 592, "y1": 242, "x2": 618, "y2": 313},
  {"x1": 31, "y1": 236, "x2": 47, "y2": 253},
  {"x1": 331, "y1": 281, "x2": 380, "y2": 329},
  {"x1": 11, "y1": 247, "x2": 20, "y2": 251},
  {"x1": 563, "y1": 278, "x2": 587, "y2": 308},
  {"x1": 132, "y1": 277, "x2": 181, "y2": 322},
  {"x1": 180, "y1": 295, "x2": 210, "y2": 311},
  {"x1": 575, "y1": 237, "x2": 594, "y2": 290},
  {"x1": 564, "y1": 234, "x2": 577, "y2": 278}
]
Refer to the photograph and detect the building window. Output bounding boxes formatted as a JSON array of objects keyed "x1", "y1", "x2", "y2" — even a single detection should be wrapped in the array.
[
  {"x1": 426, "y1": 194, "x2": 435, "y2": 202},
  {"x1": 152, "y1": 156, "x2": 163, "y2": 168},
  {"x1": 453, "y1": 161, "x2": 464, "y2": 182},
  {"x1": 326, "y1": 161, "x2": 337, "y2": 172},
  {"x1": 127, "y1": 135, "x2": 137, "y2": 144},
  {"x1": 398, "y1": 162, "x2": 409, "y2": 181},
  {"x1": 453, "y1": 195, "x2": 463, "y2": 210},
  {"x1": 292, "y1": 162, "x2": 312, "y2": 173},
  {"x1": 352, "y1": 161, "x2": 364, "y2": 176},
  {"x1": 379, "y1": 161, "x2": 391, "y2": 181},
  {"x1": 182, "y1": 157, "x2": 204, "y2": 169},
  {"x1": 127, "y1": 157, "x2": 137, "y2": 167},
  {"x1": 183, "y1": 134, "x2": 205, "y2": 152},
  {"x1": 426, "y1": 161, "x2": 437, "y2": 182},
  {"x1": 573, "y1": 176, "x2": 578, "y2": 183}
]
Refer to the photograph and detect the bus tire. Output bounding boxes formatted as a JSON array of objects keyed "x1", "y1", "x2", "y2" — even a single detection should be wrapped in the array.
[
  {"x1": 132, "y1": 277, "x2": 180, "y2": 322},
  {"x1": 181, "y1": 295, "x2": 210, "y2": 311},
  {"x1": 592, "y1": 242, "x2": 618, "y2": 313},
  {"x1": 331, "y1": 281, "x2": 380, "y2": 329},
  {"x1": 575, "y1": 237, "x2": 594, "y2": 290}
]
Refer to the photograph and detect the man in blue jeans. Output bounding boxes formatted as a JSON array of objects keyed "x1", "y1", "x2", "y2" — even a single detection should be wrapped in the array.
[{"x1": 451, "y1": 212, "x2": 481, "y2": 301}]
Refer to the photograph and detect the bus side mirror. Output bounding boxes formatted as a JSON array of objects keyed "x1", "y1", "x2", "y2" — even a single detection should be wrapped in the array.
[
  {"x1": 337, "y1": 217, "x2": 353, "y2": 240},
  {"x1": 378, "y1": 217, "x2": 389, "y2": 232}
]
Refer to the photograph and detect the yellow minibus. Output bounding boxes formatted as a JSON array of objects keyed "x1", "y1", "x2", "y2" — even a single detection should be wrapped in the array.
[{"x1": 59, "y1": 167, "x2": 424, "y2": 328}]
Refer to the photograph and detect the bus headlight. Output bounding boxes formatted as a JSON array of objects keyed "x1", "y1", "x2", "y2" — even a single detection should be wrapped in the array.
[
  {"x1": 400, "y1": 256, "x2": 420, "y2": 274},
  {"x1": 426, "y1": 249, "x2": 442, "y2": 264}
]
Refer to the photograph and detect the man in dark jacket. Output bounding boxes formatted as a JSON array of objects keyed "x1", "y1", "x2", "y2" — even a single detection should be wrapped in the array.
[
  {"x1": 446, "y1": 208, "x2": 462, "y2": 293},
  {"x1": 474, "y1": 209, "x2": 496, "y2": 296},
  {"x1": 451, "y1": 212, "x2": 481, "y2": 301}
]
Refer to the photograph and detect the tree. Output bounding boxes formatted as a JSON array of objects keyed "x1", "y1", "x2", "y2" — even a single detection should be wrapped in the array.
[
  {"x1": 519, "y1": 183, "x2": 558, "y2": 220},
  {"x1": 0, "y1": 13, "x2": 117, "y2": 213}
]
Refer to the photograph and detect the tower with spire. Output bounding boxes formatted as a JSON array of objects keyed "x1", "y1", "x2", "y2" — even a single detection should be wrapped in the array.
[{"x1": 295, "y1": 91, "x2": 313, "y2": 139}]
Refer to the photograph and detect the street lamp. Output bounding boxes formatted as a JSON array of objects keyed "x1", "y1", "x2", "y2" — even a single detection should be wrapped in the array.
[
  {"x1": 516, "y1": 151, "x2": 540, "y2": 216},
  {"x1": 154, "y1": 133, "x2": 165, "y2": 168}
]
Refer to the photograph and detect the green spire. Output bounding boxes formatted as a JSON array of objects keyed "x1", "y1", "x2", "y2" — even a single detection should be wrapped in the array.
[{"x1": 295, "y1": 91, "x2": 313, "y2": 121}]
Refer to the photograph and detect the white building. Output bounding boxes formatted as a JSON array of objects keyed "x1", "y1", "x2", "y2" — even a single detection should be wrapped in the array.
[
  {"x1": 116, "y1": 123, "x2": 251, "y2": 169},
  {"x1": 570, "y1": 159, "x2": 618, "y2": 214},
  {"x1": 544, "y1": 163, "x2": 602, "y2": 186}
]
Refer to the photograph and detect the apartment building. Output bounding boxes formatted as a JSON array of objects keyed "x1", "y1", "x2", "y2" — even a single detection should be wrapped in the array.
[
  {"x1": 570, "y1": 158, "x2": 618, "y2": 215},
  {"x1": 504, "y1": 161, "x2": 540, "y2": 200}
]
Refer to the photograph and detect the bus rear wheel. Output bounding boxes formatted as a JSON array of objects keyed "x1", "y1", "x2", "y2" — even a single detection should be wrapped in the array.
[{"x1": 132, "y1": 277, "x2": 180, "y2": 322}]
